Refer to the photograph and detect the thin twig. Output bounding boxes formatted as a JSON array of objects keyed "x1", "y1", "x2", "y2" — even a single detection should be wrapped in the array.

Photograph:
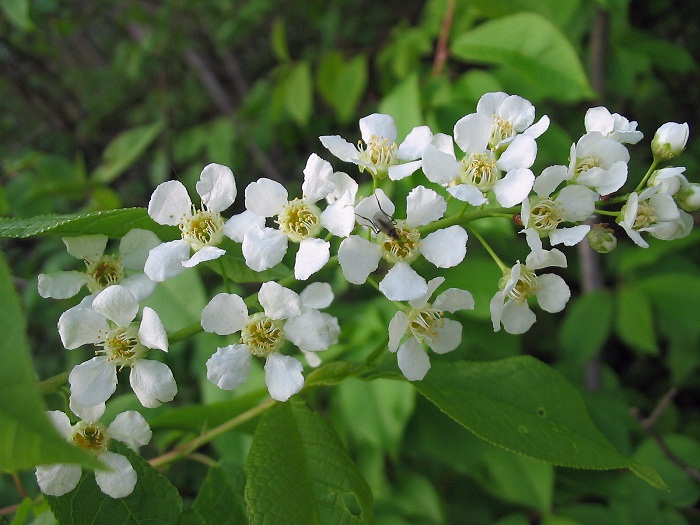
[{"x1": 431, "y1": 0, "x2": 456, "y2": 77}]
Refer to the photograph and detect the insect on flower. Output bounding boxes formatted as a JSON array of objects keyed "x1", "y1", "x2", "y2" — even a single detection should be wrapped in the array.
[{"x1": 355, "y1": 192, "x2": 400, "y2": 240}]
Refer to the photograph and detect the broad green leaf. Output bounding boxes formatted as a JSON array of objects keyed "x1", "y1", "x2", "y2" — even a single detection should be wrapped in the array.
[
  {"x1": 0, "y1": 208, "x2": 176, "y2": 240},
  {"x1": 316, "y1": 52, "x2": 368, "y2": 123},
  {"x1": 245, "y1": 399, "x2": 374, "y2": 524},
  {"x1": 47, "y1": 443, "x2": 182, "y2": 525},
  {"x1": 271, "y1": 18, "x2": 289, "y2": 62},
  {"x1": 615, "y1": 285, "x2": 658, "y2": 355},
  {"x1": 0, "y1": 0, "x2": 33, "y2": 31},
  {"x1": 378, "y1": 73, "x2": 423, "y2": 141},
  {"x1": 414, "y1": 357, "x2": 664, "y2": 487},
  {"x1": 451, "y1": 12, "x2": 594, "y2": 101},
  {"x1": 0, "y1": 251, "x2": 101, "y2": 472},
  {"x1": 559, "y1": 289, "x2": 614, "y2": 364},
  {"x1": 284, "y1": 61, "x2": 313, "y2": 126},
  {"x1": 193, "y1": 461, "x2": 247, "y2": 525},
  {"x1": 91, "y1": 121, "x2": 165, "y2": 184},
  {"x1": 178, "y1": 508, "x2": 207, "y2": 525}
]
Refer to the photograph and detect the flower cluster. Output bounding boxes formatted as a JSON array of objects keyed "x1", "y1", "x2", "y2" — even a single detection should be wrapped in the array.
[{"x1": 36, "y1": 91, "x2": 694, "y2": 499}]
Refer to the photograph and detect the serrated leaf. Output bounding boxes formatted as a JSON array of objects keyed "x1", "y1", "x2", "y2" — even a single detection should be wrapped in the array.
[
  {"x1": 193, "y1": 461, "x2": 247, "y2": 525},
  {"x1": 0, "y1": 251, "x2": 101, "y2": 473},
  {"x1": 91, "y1": 121, "x2": 165, "y2": 184},
  {"x1": 47, "y1": 443, "x2": 182, "y2": 525},
  {"x1": 559, "y1": 289, "x2": 614, "y2": 364},
  {"x1": 451, "y1": 12, "x2": 593, "y2": 101},
  {"x1": 245, "y1": 399, "x2": 374, "y2": 524},
  {"x1": 414, "y1": 357, "x2": 662, "y2": 485},
  {"x1": 0, "y1": 208, "x2": 177, "y2": 240},
  {"x1": 615, "y1": 285, "x2": 658, "y2": 355}
]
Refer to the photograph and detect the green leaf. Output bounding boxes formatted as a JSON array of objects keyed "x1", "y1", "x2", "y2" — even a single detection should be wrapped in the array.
[
  {"x1": 47, "y1": 443, "x2": 182, "y2": 525},
  {"x1": 451, "y1": 12, "x2": 594, "y2": 101},
  {"x1": 91, "y1": 121, "x2": 165, "y2": 184},
  {"x1": 0, "y1": 208, "x2": 176, "y2": 240},
  {"x1": 378, "y1": 73, "x2": 423, "y2": 141},
  {"x1": 193, "y1": 461, "x2": 247, "y2": 525},
  {"x1": 414, "y1": 357, "x2": 663, "y2": 486},
  {"x1": 284, "y1": 61, "x2": 313, "y2": 126},
  {"x1": 615, "y1": 285, "x2": 658, "y2": 355},
  {"x1": 245, "y1": 399, "x2": 374, "y2": 524},
  {"x1": 0, "y1": 0, "x2": 33, "y2": 31},
  {"x1": 317, "y1": 52, "x2": 368, "y2": 123},
  {"x1": 271, "y1": 18, "x2": 290, "y2": 61},
  {"x1": 0, "y1": 250, "x2": 101, "y2": 472},
  {"x1": 559, "y1": 289, "x2": 614, "y2": 365}
]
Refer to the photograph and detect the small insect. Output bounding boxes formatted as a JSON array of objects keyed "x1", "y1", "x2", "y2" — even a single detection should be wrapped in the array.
[{"x1": 355, "y1": 192, "x2": 400, "y2": 240}]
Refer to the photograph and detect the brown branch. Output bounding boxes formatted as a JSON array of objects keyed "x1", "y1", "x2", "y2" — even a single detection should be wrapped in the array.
[{"x1": 431, "y1": 0, "x2": 456, "y2": 77}]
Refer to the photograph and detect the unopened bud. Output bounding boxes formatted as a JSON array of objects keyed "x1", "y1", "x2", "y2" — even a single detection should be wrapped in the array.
[
  {"x1": 652, "y1": 122, "x2": 689, "y2": 161},
  {"x1": 587, "y1": 224, "x2": 617, "y2": 253},
  {"x1": 676, "y1": 183, "x2": 700, "y2": 212}
]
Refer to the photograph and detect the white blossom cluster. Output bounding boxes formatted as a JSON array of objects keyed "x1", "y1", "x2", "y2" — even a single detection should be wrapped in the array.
[{"x1": 35, "y1": 92, "x2": 694, "y2": 498}]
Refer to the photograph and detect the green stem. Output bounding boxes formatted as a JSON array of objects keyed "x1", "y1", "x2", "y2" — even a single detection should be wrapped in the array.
[
  {"x1": 218, "y1": 258, "x2": 231, "y2": 294},
  {"x1": 634, "y1": 158, "x2": 660, "y2": 193},
  {"x1": 38, "y1": 371, "x2": 69, "y2": 395},
  {"x1": 595, "y1": 209, "x2": 620, "y2": 217},
  {"x1": 419, "y1": 206, "x2": 513, "y2": 236},
  {"x1": 168, "y1": 322, "x2": 203, "y2": 345},
  {"x1": 468, "y1": 226, "x2": 508, "y2": 272}
]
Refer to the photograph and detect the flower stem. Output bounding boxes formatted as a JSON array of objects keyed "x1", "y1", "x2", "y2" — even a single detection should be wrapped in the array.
[
  {"x1": 634, "y1": 158, "x2": 660, "y2": 193},
  {"x1": 468, "y1": 226, "x2": 508, "y2": 272},
  {"x1": 168, "y1": 321, "x2": 203, "y2": 345}
]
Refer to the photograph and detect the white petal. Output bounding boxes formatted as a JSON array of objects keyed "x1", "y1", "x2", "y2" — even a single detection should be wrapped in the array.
[
  {"x1": 69, "y1": 357, "x2": 117, "y2": 406},
  {"x1": 405, "y1": 186, "x2": 446, "y2": 227},
  {"x1": 397, "y1": 339, "x2": 431, "y2": 381},
  {"x1": 223, "y1": 210, "x2": 266, "y2": 242},
  {"x1": 46, "y1": 410, "x2": 73, "y2": 437},
  {"x1": 533, "y1": 165, "x2": 568, "y2": 197},
  {"x1": 148, "y1": 180, "x2": 192, "y2": 226},
  {"x1": 182, "y1": 246, "x2": 226, "y2": 268},
  {"x1": 201, "y1": 293, "x2": 248, "y2": 335},
  {"x1": 500, "y1": 300, "x2": 537, "y2": 334},
  {"x1": 493, "y1": 168, "x2": 535, "y2": 208},
  {"x1": 245, "y1": 178, "x2": 288, "y2": 217},
  {"x1": 144, "y1": 240, "x2": 191, "y2": 282},
  {"x1": 95, "y1": 451, "x2": 137, "y2": 498},
  {"x1": 92, "y1": 285, "x2": 138, "y2": 327},
  {"x1": 242, "y1": 226, "x2": 288, "y2": 271},
  {"x1": 299, "y1": 282, "x2": 333, "y2": 309},
  {"x1": 649, "y1": 193, "x2": 681, "y2": 221},
  {"x1": 130, "y1": 360, "x2": 177, "y2": 408},
  {"x1": 585, "y1": 107, "x2": 614, "y2": 135},
  {"x1": 37, "y1": 271, "x2": 87, "y2": 299},
  {"x1": 409, "y1": 276, "x2": 445, "y2": 309},
  {"x1": 206, "y1": 344, "x2": 252, "y2": 390},
  {"x1": 388, "y1": 160, "x2": 422, "y2": 181},
  {"x1": 388, "y1": 311, "x2": 409, "y2": 353},
  {"x1": 397, "y1": 126, "x2": 433, "y2": 160},
  {"x1": 69, "y1": 399, "x2": 105, "y2": 423},
  {"x1": 524, "y1": 115, "x2": 550, "y2": 139},
  {"x1": 36, "y1": 464, "x2": 81, "y2": 496},
  {"x1": 138, "y1": 307, "x2": 168, "y2": 351},
  {"x1": 499, "y1": 95, "x2": 535, "y2": 132},
  {"x1": 429, "y1": 318, "x2": 463, "y2": 354},
  {"x1": 327, "y1": 171, "x2": 358, "y2": 203},
  {"x1": 58, "y1": 307, "x2": 108, "y2": 349},
  {"x1": 302, "y1": 154, "x2": 335, "y2": 203},
  {"x1": 321, "y1": 191, "x2": 356, "y2": 237},
  {"x1": 285, "y1": 307, "x2": 335, "y2": 352},
  {"x1": 421, "y1": 144, "x2": 460, "y2": 185},
  {"x1": 338, "y1": 236, "x2": 382, "y2": 284},
  {"x1": 453, "y1": 113, "x2": 491, "y2": 154},
  {"x1": 379, "y1": 262, "x2": 428, "y2": 301},
  {"x1": 550, "y1": 225, "x2": 590, "y2": 246},
  {"x1": 196, "y1": 163, "x2": 236, "y2": 213},
  {"x1": 63, "y1": 235, "x2": 107, "y2": 261},
  {"x1": 294, "y1": 238, "x2": 330, "y2": 280},
  {"x1": 476, "y1": 92, "x2": 508, "y2": 118},
  {"x1": 302, "y1": 350, "x2": 322, "y2": 368},
  {"x1": 120, "y1": 229, "x2": 161, "y2": 270},
  {"x1": 319, "y1": 135, "x2": 361, "y2": 163},
  {"x1": 525, "y1": 247, "x2": 567, "y2": 270},
  {"x1": 447, "y1": 184, "x2": 488, "y2": 206},
  {"x1": 355, "y1": 189, "x2": 396, "y2": 222},
  {"x1": 497, "y1": 134, "x2": 537, "y2": 171},
  {"x1": 557, "y1": 185, "x2": 597, "y2": 221},
  {"x1": 535, "y1": 274, "x2": 571, "y2": 313},
  {"x1": 119, "y1": 273, "x2": 157, "y2": 302},
  {"x1": 600, "y1": 161, "x2": 629, "y2": 195},
  {"x1": 259, "y1": 281, "x2": 301, "y2": 320},
  {"x1": 108, "y1": 411, "x2": 152, "y2": 450},
  {"x1": 421, "y1": 226, "x2": 468, "y2": 268},
  {"x1": 264, "y1": 353, "x2": 304, "y2": 402},
  {"x1": 434, "y1": 288, "x2": 475, "y2": 313},
  {"x1": 359, "y1": 113, "x2": 397, "y2": 142}
]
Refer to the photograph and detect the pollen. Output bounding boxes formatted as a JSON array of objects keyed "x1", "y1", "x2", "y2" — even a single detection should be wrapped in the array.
[
  {"x1": 408, "y1": 306, "x2": 444, "y2": 344},
  {"x1": 180, "y1": 207, "x2": 225, "y2": 251},
  {"x1": 575, "y1": 156, "x2": 600, "y2": 175},
  {"x1": 85, "y1": 254, "x2": 125, "y2": 293},
  {"x1": 98, "y1": 325, "x2": 146, "y2": 368},
  {"x1": 357, "y1": 134, "x2": 398, "y2": 175},
  {"x1": 459, "y1": 152, "x2": 499, "y2": 192},
  {"x1": 503, "y1": 267, "x2": 540, "y2": 304},
  {"x1": 529, "y1": 198, "x2": 564, "y2": 231},
  {"x1": 241, "y1": 313, "x2": 285, "y2": 357},
  {"x1": 379, "y1": 224, "x2": 421, "y2": 264},
  {"x1": 71, "y1": 421, "x2": 110, "y2": 455},
  {"x1": 276, "y1": 199, "x2": 322, "y2": 242},
  {"x1": 490, "y1": 116, "x2": 514, "y2": 148},
  {"x1": 633, "y1": 201, "x2": 657, "y2": 229}
]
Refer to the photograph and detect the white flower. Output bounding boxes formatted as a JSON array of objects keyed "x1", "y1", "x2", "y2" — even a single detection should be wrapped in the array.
[
  {"x1": 490, "y1": 249, "x2": 570, "y2": 335},
  {"x1": 617, "y1": 187, "x2": 690, "y2": 248},
  {"x1": 35, "y1": 401, "x2": 151, "y2": 498},
  {"x1": 202, "y1": 281, "x2": 338, "y2": 401},
  {"x1": 566, "y1": 131, "x2": 630, "y2": 196},
  {"x1": 59, "y1": 285, "x2": 176, "y2": 408},
  {"x1": 652, "y1": 122, "x2": 689, "y2": 160},
  {"x1": 226, "y1": 154, "x2": 356, "y2": 280},
  {"x1": 144, "y1": 163, "x2": 236, "y2": 282},
  {"x1": 522, "y1": 166, "x2": 597, "y2": 247},
  {"x1": 388, "y1": 277, "x2": 474, "y2": 381},
  {"x1": 584, "y1": 106, "x2": 643, "y2": 144},
  {"x1": 338, "y1": 186, "x2": 468, "y2": 301},
  {"x1": 38, "y1": 229, "x2": 159, "y2": 302},
  {"x1": 320, "y1": 113, "x2": 433, "y2": 180}
]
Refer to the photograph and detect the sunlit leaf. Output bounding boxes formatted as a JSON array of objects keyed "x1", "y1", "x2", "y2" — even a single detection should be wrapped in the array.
[{"x1": 615, "y1": 285, "x2": 658, "y2": 355}]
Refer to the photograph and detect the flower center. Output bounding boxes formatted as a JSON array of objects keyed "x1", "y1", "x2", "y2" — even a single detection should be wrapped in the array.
[
  {"x1": 241, "y1": 312, "x2": 285, "y2": 357},
  {"x1": 98, "y1": 325, "x2": 146, "y2": 368},
  {"x1": 459, "y1": 152, "x2": 500, "y2": 192},
  {"x1": 379, "y1": 224, "x2": 421, "y2": 264},
  {"x1": 633, "y1": 200, "x2": 657, "y2": 229},
  {"x1": 276, "y1": 199, "x2": 322, "y2": 242},
  {"x1": 71, "y1": 421, "x2": 110, "y2": 455},
  {"x1": 529, "y1": 198, "x2": 564, "y2": 231},
  {"x1": 180, "y1": 206, "x2": 225, "y2": 251},
  {"x1": 357, "y1": 134, "x2": 398, "y2": 176},
  {"x1": 574, "y1": 156, "x2": 601, "y2": 176},
  {"x1": 408, "y1": 306, "x2": 444, "y2": 344},
  {"x1": 490, "y1": 116, "x2": 514, "y2": 148},
  {"x1": 502, "y1": 267, "x2": 540, "y2": 304},
  {"x1": 85, "y1": 255, "x2": 125, "y2": 293}
]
